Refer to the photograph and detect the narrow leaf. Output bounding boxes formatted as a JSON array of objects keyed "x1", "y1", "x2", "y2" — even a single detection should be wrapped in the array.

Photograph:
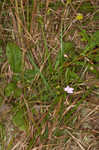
[{"x1": 6, "y1": 42, "x2": 22, "y2": 73}]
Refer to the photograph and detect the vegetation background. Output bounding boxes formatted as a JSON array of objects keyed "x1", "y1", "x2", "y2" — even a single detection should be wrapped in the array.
[{"x1": 0, "y1": 0, "x2": 99, "y2": 149}]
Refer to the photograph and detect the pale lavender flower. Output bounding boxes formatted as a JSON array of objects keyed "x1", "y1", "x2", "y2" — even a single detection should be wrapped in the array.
[{"x1": 64, "y1": 86, "x2": 74, "y2": 94}]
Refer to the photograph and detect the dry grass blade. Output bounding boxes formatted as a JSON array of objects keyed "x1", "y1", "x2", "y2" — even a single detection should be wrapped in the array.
[
  {"x1": 66, "y1": 129, "x2": 85, "y2": 150},
  {"x1": 79, "y1": 105, "x2": 99, "y2": 127},
  {"x1": 11, "y1": 141, "x2": 22, "y2": 150}
]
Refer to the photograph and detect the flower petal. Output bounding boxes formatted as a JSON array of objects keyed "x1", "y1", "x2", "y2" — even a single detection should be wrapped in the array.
[{"x1": 64, "y1": 86, "x2": 74, "y2": 94}]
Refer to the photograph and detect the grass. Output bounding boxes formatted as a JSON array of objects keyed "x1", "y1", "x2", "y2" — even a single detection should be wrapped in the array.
[{"x1": 0, "y1": 0, "x2": 99, "y2": 150}]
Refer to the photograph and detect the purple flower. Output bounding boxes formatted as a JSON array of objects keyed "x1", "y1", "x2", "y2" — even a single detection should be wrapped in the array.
[{"x1": 64, "y1": 86, "x2": 74, "y2": 94}]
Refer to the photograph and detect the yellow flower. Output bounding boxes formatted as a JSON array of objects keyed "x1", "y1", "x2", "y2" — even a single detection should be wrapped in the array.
[{"x1": 76, "y1": 13, "x2": 83, "y2": 21}]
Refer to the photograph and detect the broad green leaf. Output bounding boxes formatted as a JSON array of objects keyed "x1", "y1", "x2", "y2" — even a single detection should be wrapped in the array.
[
  {"x1": 24, "y1": 69, "x2": 36, "y2": 82},
  {"x1": 12, "y1": 74, "x2": 21, "y2": 82},
  {"x1": 83, "y1": 30, "x2": 99, "y2": 54},
  {"x1": 91, "y1": 30, "x2": 99, "y2": 46},
  {"x1": 12, "y1": 69, "x2": 36, "y2": 83},
  {"x1": 63, "y1": 41, "x2": 75, "y2": 54},
  {"x1": 78, "y1": 2, "x2": 94, "y2": 13},
  {"x1": 6, "y1": 42, "x2": 22, "y2": 73},
  {"x1": 14, "y1": 88, "x2": 22, "y2": 98},
  {"x1": 79, "y1": 29, "x2": 90, "y2": 42},
  {"x1": 12, "y1": 110, "x2": 26, "y2": 131},
  {"x1": 5, "y1": 82, "x2": 16, "y2": 97}
]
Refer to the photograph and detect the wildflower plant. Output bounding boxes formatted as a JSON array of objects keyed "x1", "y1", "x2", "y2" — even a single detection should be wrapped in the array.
[
  {"x1": 64, "y1": 86, "x2": 74, "y2": 94},
  {"x1": 76, "y1": 13, "x2": 83, "y2": 21}
]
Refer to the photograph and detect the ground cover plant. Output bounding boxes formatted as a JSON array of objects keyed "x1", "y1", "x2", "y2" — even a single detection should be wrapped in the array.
[{"x1": 0, "y1": 0, "x2": 99, "y2": 149}]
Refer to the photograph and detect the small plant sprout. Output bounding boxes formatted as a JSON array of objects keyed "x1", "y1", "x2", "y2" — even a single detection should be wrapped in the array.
[{"x1": 64, "y1": 86, "x2": 74, "y2": 94}]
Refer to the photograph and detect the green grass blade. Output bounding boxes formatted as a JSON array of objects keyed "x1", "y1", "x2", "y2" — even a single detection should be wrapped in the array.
[
  {"x1": 41, "y1": 24, "x2": 53, "y2": 72},
  {"x1": 27, "y1": 51, "x2": 51, "y2": 91}
]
